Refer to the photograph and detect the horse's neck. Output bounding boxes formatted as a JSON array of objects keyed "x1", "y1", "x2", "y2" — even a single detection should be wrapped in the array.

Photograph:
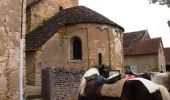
[{"x1": 83, "y1": 68, "x2": 100, "y2": 78}]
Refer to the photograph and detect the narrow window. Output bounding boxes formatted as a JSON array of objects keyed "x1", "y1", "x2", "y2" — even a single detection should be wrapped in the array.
[
  {"x1": 70, "y1": 36, "x2": 82, "y2": 60},
  {"x1": 98, "y1": 53, "x2": 102, "y2": 65},
  {"x1": 59, "y1": 6, "x2": 63, "y2": 11}
]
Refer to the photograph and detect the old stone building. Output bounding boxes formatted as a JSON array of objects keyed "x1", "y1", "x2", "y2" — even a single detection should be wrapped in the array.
[
  {"x1": 164, "y1": 48, "x2": 170, "y2": 71},
  {"x1": 26, "y1": 5, "x2": 124, "y2": 88},
  {"x1": 0, "y1": 0, "x2": 25, "y2": 99},
  {"x1": 26, "y1": 1, "x2": 79, "y2": 99},
  {"x1": 123, "y1": 30, "x2": 166, "y2": 72},
  {"x1": 26, "y1": 0, "x2": 78, "y2": 33}
]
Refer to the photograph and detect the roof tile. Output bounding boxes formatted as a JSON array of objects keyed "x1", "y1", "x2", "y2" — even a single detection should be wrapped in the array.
[
  {"x1": 123, "y1": 30, "x2": 161, "y2": 56},
  {"x1": 123, "y1": 30, "x2": 146, "y2": 55},
  {"x1": 131, "y1": 38, "x2": 161, "y2": 55}
]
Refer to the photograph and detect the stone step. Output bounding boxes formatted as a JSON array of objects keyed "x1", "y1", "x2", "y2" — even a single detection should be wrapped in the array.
[{"x1": 26, "y1": 85, "x2": 42, "y2": 100}]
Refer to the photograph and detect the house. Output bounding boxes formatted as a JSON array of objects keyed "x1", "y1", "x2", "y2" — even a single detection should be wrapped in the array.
[
  {"x1": 164, "y1": 48, "x2": 170, "y2": 71},
  {"x1": 123, "y1": 30, "x2": 166, "y2": 72},
  {"x1": 26, "y1": 6, "x2": 124, "y2": 86}
]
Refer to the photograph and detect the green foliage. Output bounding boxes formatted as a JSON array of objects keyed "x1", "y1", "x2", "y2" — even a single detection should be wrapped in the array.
[
  {"x1": 168, "y1": 20, "x2": 170, "y2": 27},
  {"x1": 149, "y1": 0, "x2": 170, "y2": 7},
  {"x1": 149, "y1": 0, "x2": 170, "y2": 27}
]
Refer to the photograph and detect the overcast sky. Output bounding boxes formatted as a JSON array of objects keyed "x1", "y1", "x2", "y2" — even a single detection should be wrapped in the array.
[{"x1": 79, "y1": 0, "x2": 170, "y2": 47}]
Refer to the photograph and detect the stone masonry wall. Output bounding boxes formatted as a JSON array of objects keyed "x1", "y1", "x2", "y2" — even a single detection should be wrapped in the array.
[
  {"x1": 124, "y1": 55, "x2": 159, "y2": 72},
  {"x1": 42, "y1": 67, "x2": 86, "y2": 100},
  {"x1": 0, "y1": 0, "x2": 23, "y2": 99},
  {"x1": 158, "y1": 43, "x2": 166, "y2": 72}
]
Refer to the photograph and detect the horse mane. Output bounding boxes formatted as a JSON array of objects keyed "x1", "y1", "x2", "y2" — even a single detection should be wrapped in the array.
[{"x1": 79, "y1": 78, "x2": 86, "y2": 96}]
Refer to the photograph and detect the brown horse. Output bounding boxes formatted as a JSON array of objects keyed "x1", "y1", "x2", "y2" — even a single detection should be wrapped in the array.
[{"x1": 78, "y1": 68, "x2": 170, "y2": 100}]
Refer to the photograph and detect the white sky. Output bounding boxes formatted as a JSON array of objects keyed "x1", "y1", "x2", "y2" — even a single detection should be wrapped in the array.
[{"x1": 79, "y1": 0, "x2": 170, "y2": 47}]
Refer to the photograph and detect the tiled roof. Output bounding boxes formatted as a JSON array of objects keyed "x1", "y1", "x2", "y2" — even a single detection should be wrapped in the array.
[
  {"x1": 123, "y1": 30, "x2": 147, "y2": 55},
  {"x1": 129, "y1": 38, "x2": 161, "y2": 55},
  {"x1": 123, "y1": 30, "x2": 161, "y2": 56},
  {"x1": 26, "y1": 0, "x2": 41, "y2": 9},
  {"x1": 164, "y1": 48, "x2": 170, "y2": 65},
  {"x1": 26, "y1": 6, "x2": 124, "y2": 50}
]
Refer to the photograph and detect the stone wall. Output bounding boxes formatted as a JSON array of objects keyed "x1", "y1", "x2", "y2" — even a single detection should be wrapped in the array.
[
  {"x1": 26, "y1": 51, "x2": 36, "y2": 85},
  {"x1": 37, "y1": 24, "x2": 123, "y2": 69},
  {"x1": 0, "y1": 0, "x2": 24, "y2": 99},
  {"x1": 124, "y1": 55, "x2": 159, "y2": 72},
  {"x1": 42, "y1": 67, "x2": 85, "y2": 100},
  {"x1": 158, "y1": 43, "x2": 166, "y2": 72}
]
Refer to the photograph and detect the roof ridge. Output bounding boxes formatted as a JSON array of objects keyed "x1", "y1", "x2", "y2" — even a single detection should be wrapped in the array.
[
  {"x1": 141, "y1": 37, "x2": 161, "y2": 41},
  {"x1": 124, "y1": 30, "x2": 146, "y2": 34},
  {"x1": 26, "y1": 0, "x2": 41, "y2": 9}
]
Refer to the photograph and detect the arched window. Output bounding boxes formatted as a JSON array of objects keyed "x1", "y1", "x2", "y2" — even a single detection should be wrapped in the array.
[{"x1": 70, "y1": 36, "x2": 82, "y2": 60}]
